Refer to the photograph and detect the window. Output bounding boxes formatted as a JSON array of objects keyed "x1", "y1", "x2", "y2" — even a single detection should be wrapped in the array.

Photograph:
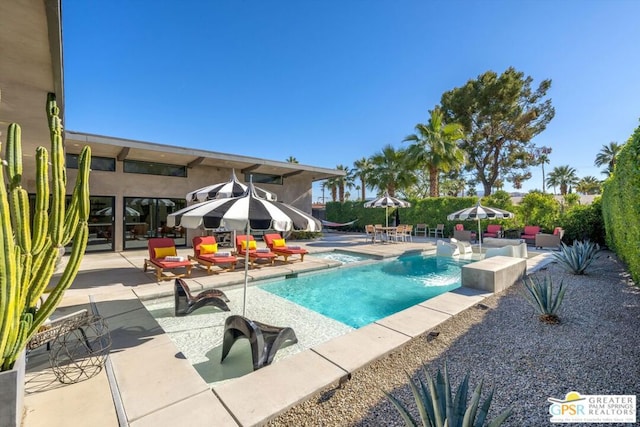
[
  {"x1": 66, "y1": 154, "x2": 116, "y2": 171},
  {"x1": 244, "y1": 173, "x2": 282, "y2": 185},
  {"x1": 123, "y1": 160, "x2": 187, "y2": 177}
]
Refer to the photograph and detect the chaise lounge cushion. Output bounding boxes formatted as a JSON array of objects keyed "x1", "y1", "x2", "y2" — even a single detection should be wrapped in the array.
[
  {"x1": 263, "y1": 233, "x2": 308, "y2": 262},
  {"x1": 483, "y1": 224, "x2": 502, "y2": 238}
]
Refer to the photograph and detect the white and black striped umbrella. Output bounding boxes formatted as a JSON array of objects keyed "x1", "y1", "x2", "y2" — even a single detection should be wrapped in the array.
[
  {"x1": 170, "y1": 182, "x2": 320, "y2": 316},
  {"x1": 447, "y1": 202, "x2": 514, "y2": 250},
  {"x1": 169, "y1": 185, "x2": 320, "y2": 232},
  {"x1": 186, "y1": 169, "x2": 276, "y2": 202},
  {"x1": 364, "y1": 192, "x2": 411, "y2": 228}
]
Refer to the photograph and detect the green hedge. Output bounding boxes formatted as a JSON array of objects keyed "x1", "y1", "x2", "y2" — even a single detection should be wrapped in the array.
[
  {"x1": 602, "y1": 123, "x2": 640, "y2": 285},
  {"x1": 326, "y1": 196, "x2": 519, "y2": 237}
]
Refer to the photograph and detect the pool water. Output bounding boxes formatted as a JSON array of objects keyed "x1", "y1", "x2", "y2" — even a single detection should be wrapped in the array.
[
  {"x1": 310, "y1": 250, "x2": 374, "y2": 264},
  {"x1": 260, "y1": 254, "x2": 471, "y2": 328}
]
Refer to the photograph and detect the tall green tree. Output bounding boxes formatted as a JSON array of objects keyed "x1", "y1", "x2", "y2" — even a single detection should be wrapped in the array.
[
  {"x1": 404, "y1": 107, "x2": 465, "y2": 197},
  {"x1": 352, "y1": 157, "x2": 373, "y2": 201},
  {"x1": 594, "y1": 141, "x2": 622, "y2": 176},
  {"x1": 322, "y1": 178, "x2": 338, "y2": 202},
  {"x1": 547, "y1": 165, "x2": 579, "y2": 195},
  {"x1": 440, "y1": 67, "x2": 555, "y2": 196},
  {"x1": 368, "y1": 144, "x2": 415, "y2": 197}
]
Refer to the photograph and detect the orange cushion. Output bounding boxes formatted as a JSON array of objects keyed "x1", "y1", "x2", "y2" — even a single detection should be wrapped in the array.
[
  {"x1": 273, "y1": 238, "x2": 286, "y2": 248},
  {"x1": 154, "y1": 246, "x2": 176, "y2": 258},
  {"x1": 241, "y1": 240, "x2": 257, "y2": 250},
  {"x1": 200, "y1": 243, "x2": 218, "y2": 254}
]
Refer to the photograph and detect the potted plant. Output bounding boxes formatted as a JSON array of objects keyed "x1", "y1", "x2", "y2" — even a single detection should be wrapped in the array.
[{"x1": 0, "y1": 92, "x2": 90, "y2": 427}]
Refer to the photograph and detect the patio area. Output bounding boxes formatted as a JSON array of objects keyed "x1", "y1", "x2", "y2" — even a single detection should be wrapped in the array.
[{"x1": 22, "y1": 233, "x2": 554, "y2": 427}]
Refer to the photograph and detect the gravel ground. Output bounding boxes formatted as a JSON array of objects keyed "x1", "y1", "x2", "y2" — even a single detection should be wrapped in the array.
[{"x1": 268, "y1": 251, "x2": 640, "y2": 427}]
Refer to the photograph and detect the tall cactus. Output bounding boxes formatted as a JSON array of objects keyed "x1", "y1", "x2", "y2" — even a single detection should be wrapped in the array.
[{"x1": 0, "y1": 92, "x2": 91, "y2": 371}]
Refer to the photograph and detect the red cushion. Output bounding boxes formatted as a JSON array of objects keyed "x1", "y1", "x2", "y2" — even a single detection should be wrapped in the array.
[{"x1": 523, "y1": 226, "x2": 541, "y2": 235}]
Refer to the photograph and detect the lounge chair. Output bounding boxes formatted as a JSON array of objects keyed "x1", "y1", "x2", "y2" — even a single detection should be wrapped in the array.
[
  {"x1": 189, "y1": 235, "x2": 238, "y2": 274},
  {"x1": 454, "y1": 223, "x2": 477, "y2": 242},
  {"x1": 450, "y1": 237, "x2": 473, "y2": 256},
  {"x1": 535, "y1": 227, "x2": 564, "y2": 249},
  {"x1": 483, "y1": 224, "x2": 502, "y2": 239},
  {"x1": 174, "y1": 278, "x2": 230, "y2": 316},
  {"x1": 220, "y1": 315, "x2": 298, "y2": 370},
  {"x1": 236, "y1": 235, "x2": 277, "y2": 268},
  {"x1": 436, "y1": 240, "x2": 460, "y2": 257},
  {"x1": 144, "y1": 238, "x2": 193, "y2": 281},
  {"x1": 520, "y1": 225, "x2": 541, "y2": 245},
  {"x1": 263, "y1": 233, "x2": 308, "y2": 263}
]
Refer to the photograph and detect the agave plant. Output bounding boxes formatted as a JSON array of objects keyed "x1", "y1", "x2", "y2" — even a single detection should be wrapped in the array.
[
  {"x1": 552, "y1": 240, "x2": 601, "y2": 275},
  {"x1": 521, "y1": 274, "x2": 566, "y2": 324},
  {"x1": 385, "y1": 363, "x2": 513, "y2": 427}
]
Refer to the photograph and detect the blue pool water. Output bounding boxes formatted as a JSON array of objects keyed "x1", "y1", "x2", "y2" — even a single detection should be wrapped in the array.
[
  {"x1": 310, "y1": 250, "x2": 374, "y2": 263},
  {"x1": 259, "y1": 254, "x2": 471, "y2": 328}
]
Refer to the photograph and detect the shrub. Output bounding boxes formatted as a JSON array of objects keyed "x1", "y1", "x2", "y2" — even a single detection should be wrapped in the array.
[
  {"x1": 516, "y1": 192, "x2": 560, "y2": 231},
  {"x1": 521, "y1": 274, "x2": 566, "y2": 324},
  {"x1": 553, "y1": 240, "x2": 601, "y2": 275},
  {"x1": 385, "y1": 363, "x2": 512, "y2": 427},
  {"x1": 559, "y1": 198, "x2": 605, "y2": 245}
]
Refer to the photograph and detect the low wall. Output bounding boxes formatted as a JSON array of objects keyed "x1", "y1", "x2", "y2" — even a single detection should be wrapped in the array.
[
  {"x1": 461, "y1": 255, "x2": 526, "y2": 293},
  {"x1": 482, "y1": 237, "x2": 524, "y2": 248}
]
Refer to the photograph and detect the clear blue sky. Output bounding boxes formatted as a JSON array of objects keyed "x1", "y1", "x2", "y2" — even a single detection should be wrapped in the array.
[{"x1": 62, "y1": 0, "x2": 640, "y2": 202}]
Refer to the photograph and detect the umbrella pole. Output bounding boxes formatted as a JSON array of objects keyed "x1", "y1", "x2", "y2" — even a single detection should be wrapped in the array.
[
  {"x1": 243, "y1": 222, "x2": 250, "y2": 317},
  {"x1": 477, "y1": 218, "x2": 482, "y2": 253}
]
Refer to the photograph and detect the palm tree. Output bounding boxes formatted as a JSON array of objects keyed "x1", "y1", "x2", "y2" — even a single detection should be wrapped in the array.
[
  {"x1": 368, "y1": 144, "x2": 415, "y2": 196},
  {"x1": 534, "y1": 146, "x2": 552, "y2": 193},
  {"x1": 285, "y1": 156, "x2": 299, "y2": 163},
  {"x1": 546, "y1": 165, "x2": 579, "y2": 195},
  {"x1": 334, "y1": 164, "x2": 354, "y2": 202},
  {"x1": 594, "y1": 142, "x2": 622, "y2": 176},
  {"x1": 323, "y1": 178, "x2": 338, "y2": 202},
  {"x1": 403, "y1": 107, "x2": 465, "y2": 197},
  {"x1": 575, "y1": 176, "x2": 602, "y2": 195},
  {"x1": 352, "y1": 157, "x2": 373, "y2": 201}
]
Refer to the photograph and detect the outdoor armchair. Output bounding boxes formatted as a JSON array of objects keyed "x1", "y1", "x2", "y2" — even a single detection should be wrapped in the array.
[
  {"x1": 521, "y1": 225, "x2": 542, "y2": 245},
  {"x1": 483, "y1": 224, "x2": 502, "y2": 239}
]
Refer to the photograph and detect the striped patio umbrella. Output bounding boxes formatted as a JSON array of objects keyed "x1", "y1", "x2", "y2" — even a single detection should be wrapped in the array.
[
  {"x1": 168, "y1": 182, "x2": 321, "y2": 315},
  {"x1": 364, "y1": 192, "x2": 411, "y2": 228},
  {"x1": 447, "y1": 201, "x2": 514, "y2": 251},
  {"x1": 186, "y1": 169, "x2": 276, "y2": 202}
]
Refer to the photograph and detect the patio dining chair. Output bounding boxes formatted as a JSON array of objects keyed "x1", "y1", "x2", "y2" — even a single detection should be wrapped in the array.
[
  {"x1": 429, "y1": 224, "x2": 445, "y2": 238},
  {"x1": 414, "y1": 223, "x2": 428, "y2": 237}
]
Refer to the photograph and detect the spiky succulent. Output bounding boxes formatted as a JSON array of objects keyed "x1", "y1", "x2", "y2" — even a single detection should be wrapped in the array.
[
  {"x1": 385, "y1": 363, "x2": 512, "y2": 427},
  {"x1": 552, "y1": 240, "x2": 601, "y2": 275},
  {"x1": 521, "y1": 274, "x2": 566, "y2": 324},
  {"x1": 0, "y1": 93, "x2": 91, "y2": 371}
]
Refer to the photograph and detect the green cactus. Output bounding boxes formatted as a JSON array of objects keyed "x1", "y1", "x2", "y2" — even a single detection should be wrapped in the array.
[{"x1": 0, "y1": 92, "x2": 91, "y2": 371}]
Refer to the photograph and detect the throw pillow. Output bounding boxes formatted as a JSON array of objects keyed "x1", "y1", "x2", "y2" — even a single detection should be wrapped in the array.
[
  {"x1": 273, "y1": 238, "x2": 286, "y2": 248},
  {"x1": 241, "y1": 240, "x2": 257, "y2": 250},
  {"x1": 200, "y1": 243, "x2": 218, "y2": 254},
  {"x1": 154, "y1": 246, "x2": 176, "y2": 258}
]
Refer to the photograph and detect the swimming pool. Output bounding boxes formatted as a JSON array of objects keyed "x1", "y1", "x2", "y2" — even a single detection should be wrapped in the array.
[{"x1": 260, "y1": 253, "x2": 471, "y2": 328}]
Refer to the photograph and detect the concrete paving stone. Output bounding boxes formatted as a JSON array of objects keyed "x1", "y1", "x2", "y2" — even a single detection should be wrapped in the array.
[
  {"x1": 418, "y1": 287, "x2": 489, "y2": 315},
  {"x1": 375, "y1": 305, "x2": 452, "y2": 337},
  {"x1": 110, "y1": 336, "x2": 211, "y2": 423},
  {"x1": 213, "y1": 350, "x2": 348, "y2": 427},
  {"x1": 312, "y1": 323, "x2": 411, "y2": 373},
  {"x1": 130, "y1": 389, "x2": 239, "y2": 427},
  {"x1": 24, "y1": 370, "x2": 118, "y2": 427}
]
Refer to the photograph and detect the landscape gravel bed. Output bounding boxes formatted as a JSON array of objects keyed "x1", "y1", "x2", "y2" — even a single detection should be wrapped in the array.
[{"x1": 268, "y1": 251, "x2": 640, "y2": 427}]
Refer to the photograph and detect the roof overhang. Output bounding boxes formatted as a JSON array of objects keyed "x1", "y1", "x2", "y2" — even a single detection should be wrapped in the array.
[
  {"x1": 0, "y1": 0, "x2": 63, "y2": 148},
  {"x1": 65, "y1": 131, "x2": 344, "y2": 182}
]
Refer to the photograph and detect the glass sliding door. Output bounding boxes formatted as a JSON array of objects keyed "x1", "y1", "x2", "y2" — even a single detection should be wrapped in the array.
[
  {"x1": 123, "y1": 197, "x2": 187, "y2": 250},
  {"x1": 87, "y1": 196, "x2": 115, "y2": 252}
]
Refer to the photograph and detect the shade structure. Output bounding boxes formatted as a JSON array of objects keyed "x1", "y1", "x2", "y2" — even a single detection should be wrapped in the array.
[
  {"x1": 168, "y1": 182, "x2": 321, "y2": 315},
  {"x1": 447, "y1": 202, "x2": 514, "y2": 251},
  {"x1": 186, "y1": 169, "x2": 276, "y2": 202},
  {"x1": 364, "y1": 192, "x2": 411, "y2": 228}
]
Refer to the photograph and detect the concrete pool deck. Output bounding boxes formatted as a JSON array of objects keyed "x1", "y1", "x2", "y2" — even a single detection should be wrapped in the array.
[{"x1": 22, "y1": 234, "x2": 555, "y2": 427}]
